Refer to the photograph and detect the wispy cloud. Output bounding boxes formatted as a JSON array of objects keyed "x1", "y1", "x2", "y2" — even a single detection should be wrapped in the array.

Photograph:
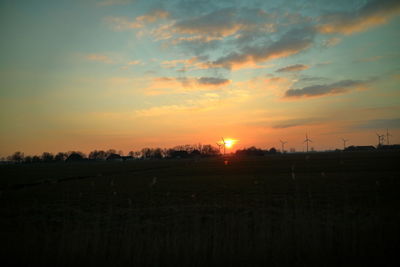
[
  {"x1": 317, "y1": 0, "x2": 400, "y2": 35},
  {"x1": 127, "y1": 60, "x2": 141, "y2": 65},
  {"x1": 105, "y1": 9, "x2": 169, "y2": 30},
  {"x1": 298, "y1": 76, "x2": 328, "y2": 82},
  {"x1": 197, "y1": 77, "x2": 230, "y2": 86},
  {"x1": 134, "y1": 104, "x2": 198, "y2": 117},
  {"x1": 161, "y1": 57, "x2": 208, "y2": 71},
  {"x1": 120, "y1": 60, "x2": 142, "y2": 70},
  {"x1": 276, "y1": 64, "x2": 309, "y2": 73},
  {"x1": 173, "y1": 7, "x2": 273, "y2": 38},
  {"x1": 353, "y1": 56, "x2": 383, "y2": 63},
  {"x1": 272, "y1": 117, "x2": 326, "y2": 129},
  {"x1": 145, "y1": 76, "x2": 230, "y2": 95},
  {"x1": 354, "y1": 118, "x2": 400, "y2": 129},
  {"x1": 284, "y1": 80, "x2": 366, "y2": 98},
  {"x1": 322, "y1": 37, "x2": 341, "y2": 47},
  {"x1": 84, "y1": 53, "x2": 114, "y2": 64}
]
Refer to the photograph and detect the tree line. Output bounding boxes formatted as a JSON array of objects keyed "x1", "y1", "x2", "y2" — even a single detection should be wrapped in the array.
[{"x1": 2, "y1": 145, "x2": 280, "y2": 164}]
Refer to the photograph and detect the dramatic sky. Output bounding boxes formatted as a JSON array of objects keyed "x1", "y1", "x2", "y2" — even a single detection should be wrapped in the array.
[{"x1": 1, "y1": 0, "x2": 400, "y2": 156}]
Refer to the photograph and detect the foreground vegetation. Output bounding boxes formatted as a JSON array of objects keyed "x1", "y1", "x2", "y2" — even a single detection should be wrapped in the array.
[{"x1": 1, "y1": 151, "x2": 399, "y2": 266}]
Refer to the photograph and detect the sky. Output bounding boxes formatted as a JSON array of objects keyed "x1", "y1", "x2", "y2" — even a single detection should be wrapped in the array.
[{"x1": 1, "y1": 0, "x2": 400, "y2": 156}]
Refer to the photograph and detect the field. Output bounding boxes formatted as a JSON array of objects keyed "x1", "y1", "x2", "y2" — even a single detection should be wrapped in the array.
[{"x1": 1, "y1": 151, "x2": 399, "y2": 266}]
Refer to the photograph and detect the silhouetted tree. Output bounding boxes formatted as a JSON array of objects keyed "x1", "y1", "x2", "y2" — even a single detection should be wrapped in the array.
[
  {"x1": 236, "y1": 147, "x2": 264, "y2": 156},
  {"x1": 32, "y1": 155, "x2": 41, "y2": 163},
  {"x1": 41, "y1": 152, "x2": 54, "y2": 162},
  {"x1": 66, "y1": 151, "x2": 86, "y2": 162},
  {"x1": 89, "y1": 150, "x2": 107, "y2": 160},
  {"x1": 152, "y1": 148, "x2": 163, "y2": 159},
  {"x1": 106, "y1": 153, "x2": 122, "y2": 161},
  {"x1": 200, "y1": 145, "x2": 219, "y2": 157},
  {"x1": 106, "y1": 149, "x2": 117, "y2": 157},
  {"x1": 268, "y1": 147, "x2": 277, "y2": 154},
  {"x1": 23, "y1": 156, "x2": 32, "y2": 163},
  {"x1": 169, "y1": 150, "x2": 189, "y2": 158},
  {"x1": 141, "y1": 148, "x2": 152, "y2": 159},
  {"x1": 7, "y1": 151, "x2": 24, "y2": 163},
  {"x1": 128, "y1": 151, "x2": 142, "y2": 158},
  {"x1": 190, "y1": 149, "x2": 201, "y2": 157},
  {"x1": 54, "y1": 152, "x2": 68, "y2": 161}
]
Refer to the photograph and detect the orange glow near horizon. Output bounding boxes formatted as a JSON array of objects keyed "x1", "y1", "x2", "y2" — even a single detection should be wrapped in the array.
[{"x1": 222, "y1": 138, "x2": 238, "y2": 149}]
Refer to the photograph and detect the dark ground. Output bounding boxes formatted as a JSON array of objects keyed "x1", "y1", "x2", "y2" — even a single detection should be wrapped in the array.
[{"x1": 0, "y1": 151, "x2": 399, "y2": 266}]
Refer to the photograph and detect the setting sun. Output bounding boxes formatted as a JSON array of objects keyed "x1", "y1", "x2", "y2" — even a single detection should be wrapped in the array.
[{"x1": 223, "y1": 138, "x2": 237, "y2": 149}]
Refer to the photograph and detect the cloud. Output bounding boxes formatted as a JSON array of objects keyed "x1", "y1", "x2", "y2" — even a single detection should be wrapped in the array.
[
  {"x1": 354, "y1": 118, "x2": 400, "y2": 129},
  {"x1": 322, "y1": 37, "x2": 341, "y2": 47},
  {"x1": 147, "y1": 7, "x2": 276, "y2": 56},
  {"x1": 211, "y1": 27, "x2": 315, "y2": 69},
  {"x1": 105, "y1": 17, "x2": 142, "y2": 30},
  {"x1": 135, "y1": 9, "x2": 170, "y2": 24},
  {"x1": 134, "y1": 105, "x2": 197, "y2": 117},
  {"x1": 84, "y1": 54, "x2": 113, "y2": 63},
  {"x1": 284, "y1": 80, "x2": 366, "y2": 98},
  {"x1": 105, "y1": 9, "x2": 169, "y2": 30},
  {"x1": 145, "y1": 76, "x2": 230, "y2": 95},
  {"x1": 173, "y1": 7, "x2": 273, "y2": 38},
  {"x1": 276, "y1": 64, "x2": 309, "y2": 72},
  {"x1": 318, "y1": 0, "x2": 400, "y2": 35},
  {"x1": 120, "y1": 60, "x2": 142, "y2": 70},
  {"x1": 161, "y1": 57, "x2": 208, "y2": 71},
  {"x1": 272, "y1": 117, "x2": 326, "y2": 129},
  {"x1": 197, "y1": 77, "x2": 230, "y2": 86},
  {"x1": 127, "y1": 60, "x2": 141, "y2": 65},
  {"x1": 353, "y1": 56, "x2": 383, "y2": 63},
  {"x1": 298, "y1": 76, "x2": 328, "y2": 82}
]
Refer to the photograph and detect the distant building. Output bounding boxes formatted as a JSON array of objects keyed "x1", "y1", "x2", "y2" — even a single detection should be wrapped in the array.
[
  {"x1": 377, "y1": 144, "x2": 400, "y2": 150},
  {"x1": 344, "y1": 146, "x2": 376, "y2": 151}
]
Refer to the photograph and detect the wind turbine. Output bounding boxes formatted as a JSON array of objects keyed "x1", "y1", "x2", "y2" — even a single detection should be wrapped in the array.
[
  {"x1": 304, "y1": 133, "x2": 312, "y2": 153},
  {"x1": 341, "y1": 138, "x2": 349, "y2": 150},
  {"x1": 221, "y1": 137, "x2": 226, "y2": 155},
  {"x1": 386, "y1": 128, "x2": 392, "y2": 145},
  {"x1": 280, "y1": 140, "x2": 288, "y2": 153},
  {"x1": 376, "y1": 133, "x2": 385, "y2": 146}
]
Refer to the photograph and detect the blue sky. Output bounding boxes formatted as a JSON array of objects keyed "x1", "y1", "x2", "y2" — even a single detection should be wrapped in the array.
[{"x1": 1, "y1": 0, "x2": 399, "y2": 156}]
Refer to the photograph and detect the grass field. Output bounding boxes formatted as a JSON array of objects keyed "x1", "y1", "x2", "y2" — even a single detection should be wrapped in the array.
[{"x1": 1, "y1": 151, "x2": 399, "y2": 266}]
